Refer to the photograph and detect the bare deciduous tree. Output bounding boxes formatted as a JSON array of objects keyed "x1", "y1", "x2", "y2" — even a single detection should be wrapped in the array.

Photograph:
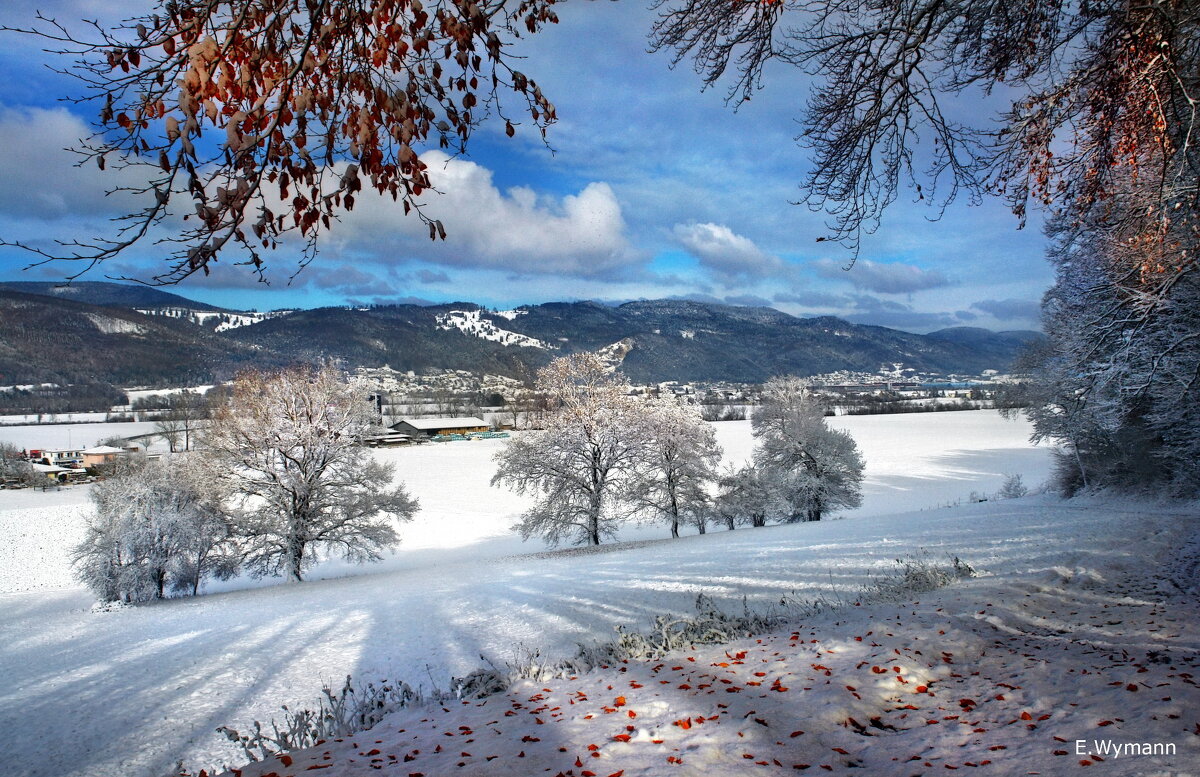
[{"x1": 651, "y1": 0, "x2": 1198, "y2": 271}]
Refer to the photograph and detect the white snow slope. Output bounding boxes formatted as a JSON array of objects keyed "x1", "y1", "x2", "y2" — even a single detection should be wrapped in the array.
[{"x1": 2, "y1": 412, "x2": 1195, "y2": 776}]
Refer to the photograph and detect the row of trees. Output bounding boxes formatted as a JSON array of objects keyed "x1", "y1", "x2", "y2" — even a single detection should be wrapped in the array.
[
  {"x1": 75, "y1": 355, "x2": 865, "y2": 602},
  {"x1": 492, "y1": 355, "x2": 864, "y2": 546},
  {"x1": 74, "y1": 364, "x2": 419, "y2": 603}
]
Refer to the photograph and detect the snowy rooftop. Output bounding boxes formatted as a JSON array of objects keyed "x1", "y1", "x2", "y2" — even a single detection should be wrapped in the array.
[
  {"x1": 81, "y1": 446, "x2": 125, "y2": 454},
  {"x1": 394, "y1": 416, "x2": 488, "y2": 430}
]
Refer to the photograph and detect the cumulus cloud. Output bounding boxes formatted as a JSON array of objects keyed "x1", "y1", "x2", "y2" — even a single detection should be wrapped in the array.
[
  {"x1": 672, "y1": 222, "x2": 785, "y2": 280},
  {"x1": 812, "y1": 258, "x2": 950, "y2": 294},
  {"x1": 330, "y1": 150, "x2": 635, "y2": 279},
  {"x1": 971, "y1": 298, "x2": 1041, "y2": 322}
]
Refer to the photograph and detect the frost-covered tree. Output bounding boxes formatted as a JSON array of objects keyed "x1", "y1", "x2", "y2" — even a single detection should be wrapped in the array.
[
  {"x1": 627, "y1": 400, "x2": 721, "y2": 537},
  {"x1": 492, "y1": 353, "x2": 646, "y2": 546},
  {"x1": 1024, "y1": 181, "x2": 1200, "y2": 495},
  {"x1": 714, "y1": 463, "x2": 782, "y2": 529},
  {"x1": 73, "y1": 456, "x2": 235, "y2": 603},
  {"x1": 205, "y1": 364, "x2": 418, "y2": 582},
  {"x1": 0, "y1": 442, "x2": 39, "y2": 487},
  {"x1": 752, "y1": 377, "x2": 864, "y2": 522}
]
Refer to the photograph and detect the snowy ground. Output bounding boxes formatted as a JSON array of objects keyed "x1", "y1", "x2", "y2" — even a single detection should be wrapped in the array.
[
  {"x1": 0, "y1": 421, "x2": 167, "y2": 450},
  {"x1": 5, "y1": 411, "x2": 1180, "y2": 777},
  {"x1": 229, "y1": 498, "x2": 1200, "y2": 777}
]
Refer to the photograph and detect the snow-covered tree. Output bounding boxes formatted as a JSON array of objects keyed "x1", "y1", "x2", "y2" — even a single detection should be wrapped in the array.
[
  {"x1": 0, "y1": 442, "x2": 38, "y2": 488},
  {"x1": 204, "y1": 364, "x2": 418, "y2": 582},
  {"x1": 714, "y1": 463, "x2": 783, "y2": 529},
  {"x1": 752, "y1": 377, "x2": 864, "y2": 522},
  {"x1": 1024, "y1": 188, "x2": 1200, "y2": 496},
  {"x1": 73, "y1": 456, "x2": 235, "y2": 603},
  {"x1": 492, "y1": 353, "x2": 646, "y2": 546},
  {"x1": 627, "y1": 401, "x2": 722, "y2": 537}
]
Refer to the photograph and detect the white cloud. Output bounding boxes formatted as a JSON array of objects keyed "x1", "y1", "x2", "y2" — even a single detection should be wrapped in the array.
[
  {"x1": 329, "y1": 151, "x2": 635, "y2": 279},
  {"x1": 672, "y1": 222, "x2": 785, "y2": 280},
  {"x1": 812, "y1": 258, "x2": 950, "y2": 294}
]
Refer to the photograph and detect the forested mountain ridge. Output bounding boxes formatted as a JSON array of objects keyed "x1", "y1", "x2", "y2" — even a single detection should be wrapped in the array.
[{"x1": 0, "y1": 283, "x2": 1039, "y2": 388}]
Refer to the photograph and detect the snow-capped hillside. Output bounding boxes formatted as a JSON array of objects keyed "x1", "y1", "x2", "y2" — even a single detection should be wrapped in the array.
[
  {"x1": 136, "y1": 307, "x2": 292, "y2": 332},
  {"x1": 435, "y1": 309, "x2": 554, "y2": 349}
]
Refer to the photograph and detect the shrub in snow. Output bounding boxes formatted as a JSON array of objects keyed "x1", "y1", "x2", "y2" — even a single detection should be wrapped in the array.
[
  {"x1": 73, "y1": 456, "x2": 236, "y2": 603},
  {"x1": 493, "y1": 353, "x2": 647, "y2": 546},
  {"x1": 997, "y1": 473, "x2": 1029, "y2": 499},
  {"x1": 205, "y1": 364, "x2": 419, "y2": 582},
  {"x1": 218, "y1": 675, "x2": 420, "y2": 762},
  {"x1": 625, "y1": 400, "x2": 722, "y2": 537},
  {"x1": 866, "y1": 554, "x2": 977, "y2": 602},
  {"x1": 749, "y1": 377, "x2": 865, "y2": 522}
]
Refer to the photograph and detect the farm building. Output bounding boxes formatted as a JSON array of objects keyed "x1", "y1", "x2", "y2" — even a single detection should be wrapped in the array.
[
  {"x1": 390, "y1": 417, "x2": 490, "y2": 439},
  {"x1": 81, "y1": 446, "x2": 127, "y2": 468}
]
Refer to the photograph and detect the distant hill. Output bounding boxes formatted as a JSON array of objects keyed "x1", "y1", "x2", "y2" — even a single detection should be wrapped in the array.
[
  {"x1": 0, "y1": 290, "x2": 277, "y2": 388},
  {"x1": 0, "y1": 281, "x2": 1041, "y2": 389},
  {"x1": 0, "y1": 281, "x2": 231, "y2": 312}
]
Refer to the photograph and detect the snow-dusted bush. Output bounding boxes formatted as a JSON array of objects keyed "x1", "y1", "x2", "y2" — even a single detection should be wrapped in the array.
[
  {"x1": 997, "y1": 473, "x2": 1029, "y2": 499},
  {"x1": 206, "y1": 364, "x2": 419, "y2": 582},
  {"x1": 866, "y1": 554, "x2": 976, "y2": 602},
  {"x1": 218, "y1": 675, "x2": 420, "y2": 762},
  {"x1": 0, "y1": 442, "x2": 39, "y2": 488},
  {"x1": 73, "y1": 456, "x2": 236, "y2": 603},
  {"x1": 699, "y1": 402, "x2": 746, "y2": 422}
]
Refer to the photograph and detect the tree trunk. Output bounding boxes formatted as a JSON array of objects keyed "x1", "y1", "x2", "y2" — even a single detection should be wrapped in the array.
[
  {"x1": 587, "y1": 497, "x2": 601, "y2": 546},
  {"x1": 287, "y1": 535, "x2": 306, "y2": 581}
]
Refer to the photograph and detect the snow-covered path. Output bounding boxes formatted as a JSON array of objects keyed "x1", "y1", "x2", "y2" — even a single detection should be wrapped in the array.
[{"x1": 0, "y1": 412, "x2": 1062, "y2": 776}]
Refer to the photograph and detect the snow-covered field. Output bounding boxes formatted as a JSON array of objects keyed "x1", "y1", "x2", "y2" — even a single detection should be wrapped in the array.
[
  {"x1": 0, "y1": 421, "x2": 166, "y2": 450},
  {"x1": 2, "y1": 411, "x2": 1193, "y2": 777}
]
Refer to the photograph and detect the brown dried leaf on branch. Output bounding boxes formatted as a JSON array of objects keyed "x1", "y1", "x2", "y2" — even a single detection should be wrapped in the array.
[{"x1": 1, "y1": 0, "x2": 561, "y2": 284}]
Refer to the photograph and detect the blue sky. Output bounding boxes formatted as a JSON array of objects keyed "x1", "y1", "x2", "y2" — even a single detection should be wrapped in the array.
[{"x1": 0, "y1": 1, "x2": 1050, "y2": 331}]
